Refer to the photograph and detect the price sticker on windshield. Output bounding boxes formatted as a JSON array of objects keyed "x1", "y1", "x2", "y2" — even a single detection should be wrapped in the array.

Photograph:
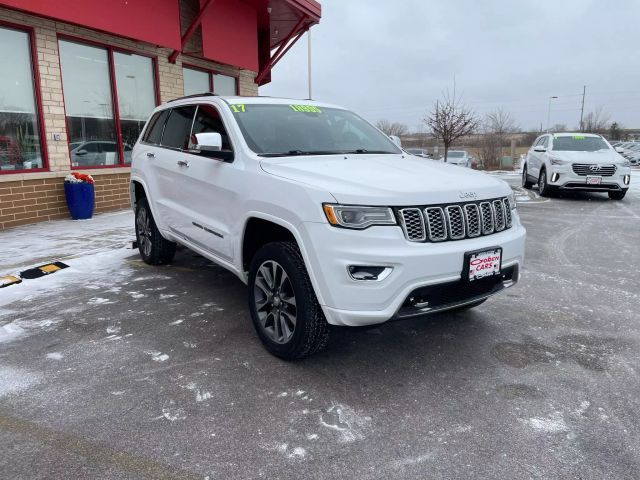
[
  {"x1": 229, "y1": 104, "x2": 246, "y2": 113},
  {"x1": 572, "y1": 135, "x2": 585, "y2": 140},
  {"x1": 289, "y1": 105, "x2": 322, "y2": 113}
]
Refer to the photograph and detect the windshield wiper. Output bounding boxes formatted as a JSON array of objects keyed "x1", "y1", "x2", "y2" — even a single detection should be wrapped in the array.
[
  {"x1": 343, "y1": 149, "x2": 396, "y2": 154},
  {"x1": 258, "y1": 150, "x2": 346, "y2": 157}
]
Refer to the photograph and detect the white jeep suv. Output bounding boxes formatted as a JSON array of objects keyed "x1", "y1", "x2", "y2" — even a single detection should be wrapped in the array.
[
  {"x1": 130, "y1": 95, "x2": 526, "y2": 359},
  {"x1": 522, "y1": 132, "x2": 632, "y2": 200}
]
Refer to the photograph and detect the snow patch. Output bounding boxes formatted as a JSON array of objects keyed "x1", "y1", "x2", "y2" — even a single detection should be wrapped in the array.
[
  {"x1": 161, "y1": 407, "x2": 186, "y2": 422},
  {"x1": 0, "y1": 366, "x2": 40, "y2": 397},
  {"x1": 169, "y1": 319, "x2": 183, "y2": 326},
  {"x1": 145, "y1": 351, "x2": 169, "y2": 362},
  {"x1": 521, "y1": 412, "x2": 568, "y2": 433},
  {"x1": 88, "y1": 297, "x2": 113, "y2": 305},
  {"x1": 46, "y1": 352, "x2": 63, "y2": 360},
  {"x1": 319, "y1": 403, "x2": 372, "y2": 443},
  {"x1": 0, "y1": 323, "x2": 26, "y2": 343}
]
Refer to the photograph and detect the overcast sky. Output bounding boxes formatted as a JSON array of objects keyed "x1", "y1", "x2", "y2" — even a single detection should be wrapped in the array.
[{"x1": 261, "y1": 0, "x2": 640, "y2": 132}]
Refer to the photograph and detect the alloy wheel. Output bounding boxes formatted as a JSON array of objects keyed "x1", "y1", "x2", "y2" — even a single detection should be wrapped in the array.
[
  {"x1": 253, "y1": 260, "x2": 297, "y2": 344},
  {"x1": 136, "y1": 207, "x2": 152, "y2": 258}
]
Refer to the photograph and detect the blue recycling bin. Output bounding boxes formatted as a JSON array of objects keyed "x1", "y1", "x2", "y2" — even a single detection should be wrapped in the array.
[{"x1": 64, "y1": 182, "x2": 95, "y2": 220}]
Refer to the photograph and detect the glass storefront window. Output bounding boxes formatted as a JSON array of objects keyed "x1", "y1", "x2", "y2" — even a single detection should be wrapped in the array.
[
  {"x1": 59, "y1": 40, "x2": 119, "y2": 167},
  {"x1": 114, "y1": 52, "x2": 156, "y2": 163},
  {"x1": 183, "y1": 67, "x2": 238, "y2": 96},
  {"x1": 0, "y1": 26, "x2": 44, "y2": 172},
  {"x1": 183, "y1": 67, "x2": 209, "y2": 96},
  {"x1": 213, "y1": 74, "x2": 237, "y2": 96}
]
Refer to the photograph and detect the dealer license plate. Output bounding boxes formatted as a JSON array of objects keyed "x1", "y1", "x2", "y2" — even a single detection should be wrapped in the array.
[
  {"x1": 466, "y1": 248, "x2": 502, "y2": 282},
  {"x1": 586, "y1": 175, "x2": 602, "y2": 185}
]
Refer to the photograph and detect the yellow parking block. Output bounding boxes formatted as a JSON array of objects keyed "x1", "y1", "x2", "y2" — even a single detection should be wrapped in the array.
[
  {"x1": 0, "y1": 275, "x2": 21, "y2": 288},
  {"x1": 39, "y1": 264, "x2": 61, "y2": 274}
]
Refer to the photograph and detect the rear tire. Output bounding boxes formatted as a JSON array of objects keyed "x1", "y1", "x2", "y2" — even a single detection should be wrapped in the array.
[
  {"x1": 538, "y1": 168, "x2": 553, "y2": 197},
  {"x1": 522, "y1": 165, "x2": 533, "y2": 189},
  {"x1": 135, "y1": 198, "x2": 176, "y2": 265},
  {"x1": 608, "y1": 190, "x2": 627, "y2": 200},
  {"x1": 248, "y1": 241, "x2": 329, "y2": 360}
]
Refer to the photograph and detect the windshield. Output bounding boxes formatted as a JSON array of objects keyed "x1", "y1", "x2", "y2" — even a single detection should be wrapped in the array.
[
  {"x1": 448, "y1": 151, "x2": 465, "y2": 157},
  {"x1": 228, "y1": 103, "x2": 401, "y2": 156},
  {"x1": 552, "y1": 136, "x2": 609, "y2": 152}
]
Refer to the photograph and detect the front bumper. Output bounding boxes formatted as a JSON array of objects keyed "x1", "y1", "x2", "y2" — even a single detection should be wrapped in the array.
[
  {"x1": 299, "y1": 215, "x2": 526, "y2": 326},
  {"x1": 547, "y1": 164, "x2": 631, "y2": 192}
]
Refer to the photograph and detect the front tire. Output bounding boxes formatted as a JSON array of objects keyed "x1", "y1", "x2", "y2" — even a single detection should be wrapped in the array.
[
  {"x1": 135, "y1": 198, "x2": 176, "y2": 265},
  {"x1": 248, "y1": 241, "x2": 329, "y2": 360},
  {"x1": 522, "y1": 165, "x2": 533, "y2": 189},
  {"x1": 608, "y1": 190, "x2": 627, "y2": 200},
  {"x1": 538, "y1": 168, "x2": 553, "y2": 197}
]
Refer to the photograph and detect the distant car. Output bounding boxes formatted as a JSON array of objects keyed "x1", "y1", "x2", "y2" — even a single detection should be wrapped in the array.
[
  {"x1": 522, "y1": 132, "x2": 632, "y2": 200},
  {"x1": 405, "y1": 148, "x2": 432, "y2": 158},
  {"x1": 70, "y1": 140, "x2": 132, "y2": 166},
  {"x1": 442, "y1": 150, "x2": 471, "y2": 167}
]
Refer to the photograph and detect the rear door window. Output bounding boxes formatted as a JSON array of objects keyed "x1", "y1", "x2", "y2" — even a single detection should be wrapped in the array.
[
  {"x1": 161, "y1": 106, "x2": 196, "y2": 150},
  {"x1": 143, "y1": 110, "x2": 170, "y2": 145}
]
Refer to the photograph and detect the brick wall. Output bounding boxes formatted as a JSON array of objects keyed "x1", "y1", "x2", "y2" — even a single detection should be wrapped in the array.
[
  {"x1": 0, "y1": 172, "x2": 131, "y2": 230},
  {"x1": 0, "y1": 3, "x2": 259, "y2": 230}
]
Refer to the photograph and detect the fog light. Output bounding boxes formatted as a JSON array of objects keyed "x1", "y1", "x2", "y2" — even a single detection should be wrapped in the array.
[
  {"x1": 348, "y1": 266, "x2": 392, "y2": 281},
  {"x1": 624, "y1": 175, "x2": 630, "y2": 185},
  {"x1": 551, "y1": 172, "x2": 560, "y2": 182}
]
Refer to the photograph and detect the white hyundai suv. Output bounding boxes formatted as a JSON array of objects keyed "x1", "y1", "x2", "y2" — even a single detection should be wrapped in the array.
[
  {"x1": 522, "y1": 133, "x2": 632, "y2": 199},
  {"x1": 130, "y1": 95, "x2": 526, "y2": 359}
]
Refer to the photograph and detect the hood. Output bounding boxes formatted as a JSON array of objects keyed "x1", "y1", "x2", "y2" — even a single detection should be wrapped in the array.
[
  {"x1": 260, "y1": 154, "x2": 510, "y2": 205},
  {"x1": 550, "y1": 149, "x2": 624, "y2": 164}
]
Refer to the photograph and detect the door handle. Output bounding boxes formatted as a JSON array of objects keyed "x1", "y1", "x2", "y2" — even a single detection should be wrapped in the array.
[
  {"x1": 146, "y1": 152, "x2": 155, "y2": 158},
  {"x1": 177, "y1": 160, "x2": 190, "y2": 168}
]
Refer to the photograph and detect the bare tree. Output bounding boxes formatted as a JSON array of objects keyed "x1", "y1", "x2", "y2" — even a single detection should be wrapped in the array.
[
  {"x1": 550, "y1": 123, "x2": 567, "y2": 133},
  {"x1": 582, "y1": 106, "x2": 610, "y2": 134},
  {"x1": 478, "y1": 107, "x2": 519, "y2": 169},
  {"x1": 375, "y1": 120, "x2": 409, "y2": 137},
  {"x1": 485, "y1": 107, "x2": 518, "y2": 136},
  {"x1": 424, "y1": 92, "x2": 479, "y2": 161},
  {"x1": 608, "y1": 122, "x2": 625, "y2": 141}
]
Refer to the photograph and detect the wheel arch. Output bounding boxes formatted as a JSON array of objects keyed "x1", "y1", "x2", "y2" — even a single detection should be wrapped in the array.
[{"x1": 240, "y1": 213, "x2": 327, "y2": 306}]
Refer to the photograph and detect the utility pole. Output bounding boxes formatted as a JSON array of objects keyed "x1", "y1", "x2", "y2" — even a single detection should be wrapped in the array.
[
  {"x1": 546, "y1": 96, "x2": 558, "y2": 133},
  {"x1": 579, "y1": 85, "x2": 586, "y2": 132},
  {"x1": 307, "y1": 29, "x2": 312, "y2": 100}
]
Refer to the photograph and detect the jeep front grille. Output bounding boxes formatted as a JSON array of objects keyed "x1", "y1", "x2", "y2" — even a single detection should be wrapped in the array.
[
  {"x1": 572, "y1": 164, "x2": 616, "y2": 176},
  {"x1": 398, "y1": 197, "x2": 513, "y2": 242}
]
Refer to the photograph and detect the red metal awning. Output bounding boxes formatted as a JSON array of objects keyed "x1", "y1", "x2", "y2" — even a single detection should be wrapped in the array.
[{"x1": 0, "y1": 0, "x2": 321, "y2": 85}]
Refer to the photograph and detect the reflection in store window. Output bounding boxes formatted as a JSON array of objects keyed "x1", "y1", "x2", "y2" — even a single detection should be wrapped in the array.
[
  {"x1": 0, "y1": 26, "x2": 43, "y2": 172},
  {"x1": 213, "y1": 74, "x2": 237, "y2": 96},
  {"x1": 114, "y1": 52, "x2": 156, "y2": 164},
  {"x1": 59, "y1": 39, "x2": 118, "y2": 167}
]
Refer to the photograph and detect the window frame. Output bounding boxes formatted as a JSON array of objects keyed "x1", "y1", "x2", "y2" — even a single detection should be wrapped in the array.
[
  {"x1": 57, "y1": 33, "x2": 161, "y2": 170},
  {"x1": 141, "y1": 103, "x2": 236, "y2": 162},
  {"x1": 182, "y1": 63, "x2": 239, "y2": 96},
  {"x1": 0, "y1": 20, "x2": 49, "y2": 175}
]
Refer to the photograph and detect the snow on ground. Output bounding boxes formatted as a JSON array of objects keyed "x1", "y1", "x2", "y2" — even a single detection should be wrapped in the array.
[
  {"x1": 0, "y1": 210, "x2": 136, "y2": 312},
  {"x1": 0, "y1": 210, "x2": 133, "y2": 272}
]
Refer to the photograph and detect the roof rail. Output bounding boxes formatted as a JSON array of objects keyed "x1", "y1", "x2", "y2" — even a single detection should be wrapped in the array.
[{"x1": 168, "y1": 92, "x2": 218, "y2": 102}]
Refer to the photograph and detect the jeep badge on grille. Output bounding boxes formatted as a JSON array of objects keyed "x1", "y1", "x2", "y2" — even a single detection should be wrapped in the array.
[{"x1": 459, "y1": 191, "x2": 478, "y2": 200}]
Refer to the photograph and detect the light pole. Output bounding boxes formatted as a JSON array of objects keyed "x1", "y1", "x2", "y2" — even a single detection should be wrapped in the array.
[{"x1": 546, "y1": 96, "x2": 558, "y2": 132}]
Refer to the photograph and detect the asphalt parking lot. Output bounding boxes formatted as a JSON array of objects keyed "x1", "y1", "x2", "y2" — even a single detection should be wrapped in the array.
[{"x1": 1, "y1": 177, "x2": 639, "y2": 479}]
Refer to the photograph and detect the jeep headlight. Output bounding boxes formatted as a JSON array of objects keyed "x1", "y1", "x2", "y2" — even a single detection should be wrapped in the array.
[
  {"x1": 507, "y1": 192, "x2": 517, "y2": 210},
  {"x1": 323, "y1": 204, "x2": 396, "y2": 229}
]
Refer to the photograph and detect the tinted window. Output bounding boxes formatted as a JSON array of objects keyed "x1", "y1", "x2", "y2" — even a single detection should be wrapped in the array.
[
  {"x1": 82, "y1": 143, "x2": 99, "y2": 153},
  {"x1": 161, "y1": 106, "x2": 196, "y2": 149},
  {"x1": 552, "y1": 136, "x2": 609, "y2": 152},
  {"x1": 191, "y1": 104, "x2": 232, "y2": 151},
  {"x1": 101, "y1": 142, "x2": 117, "y2": 152},
  {"x1": 143, "y1": 110, "x2": 169, "y2": 145}
]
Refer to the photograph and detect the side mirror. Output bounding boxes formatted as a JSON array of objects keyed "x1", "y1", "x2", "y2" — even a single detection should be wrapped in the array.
[
  {"x1": 533, "y1": 145, "x2": 546, "y2": 153},
  {"x1": 75, "y1": 149, "x2": 88, "y2": 156},
  {"x1": 194, "y1": 132, "x2": 222, "y2": 152},
  {"x1": 615, "y1": 147, "x2": 625, "y2": 153}
]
